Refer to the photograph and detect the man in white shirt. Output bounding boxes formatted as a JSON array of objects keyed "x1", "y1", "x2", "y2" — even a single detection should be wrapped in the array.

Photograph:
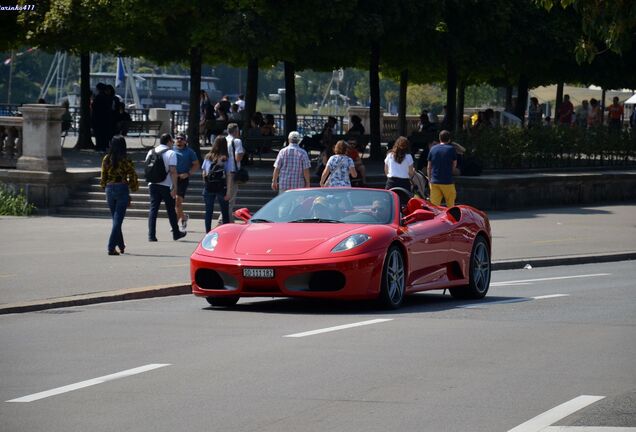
[
  {"x1": 235, "y1": 94, "x2": 245, "y2": 111},
  {"x1": 223, "y1": 123, "x2": 244, "y2": 223},
  {"x1": 146, "y1": 133, "x2": 187, "y2": 241}
]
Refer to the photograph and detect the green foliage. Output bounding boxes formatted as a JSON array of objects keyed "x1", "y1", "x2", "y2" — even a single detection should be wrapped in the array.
[
  {"x1": 406, "y1": 84, "x2": 445, "y2": 114},
  {"x1": 535, "y1": 0, "x2": 636, "y2": 63},
  {"x1": 0, "y1": 183, "x2": 36, "y2": 216},
  {"x1": 457, "y1": 126, "x2": 636, "y2": 170}
]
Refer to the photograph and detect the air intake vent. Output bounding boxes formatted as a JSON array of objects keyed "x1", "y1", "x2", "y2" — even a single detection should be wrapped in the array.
[{"x1": 195, "y1": 269, "x2": 225, "y2": 290}]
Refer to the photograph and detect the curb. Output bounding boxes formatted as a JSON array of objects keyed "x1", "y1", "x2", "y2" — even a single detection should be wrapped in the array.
[
  {"x1": 0, "y1": 284, "x2": 190, "y2": 315},
  {"x1": 1, "y1": 252, "x2": 634, "y2": 315},
  {"x1": 492, "y1": 251, "x2": 636, "y2": 271}
]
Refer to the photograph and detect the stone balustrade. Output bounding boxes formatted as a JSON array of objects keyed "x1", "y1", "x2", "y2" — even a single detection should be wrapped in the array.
[{"x1": 0, "y1": 116, "x2": 23, "y2": 168}]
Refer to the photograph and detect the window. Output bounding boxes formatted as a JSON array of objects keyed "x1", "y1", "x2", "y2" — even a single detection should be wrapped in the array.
[{"x1": 156, "y1": 80, "x2": 182, "y2": 91}]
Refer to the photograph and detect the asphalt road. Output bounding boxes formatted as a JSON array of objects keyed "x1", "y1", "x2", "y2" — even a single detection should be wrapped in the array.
[
  {"x1": 1, "y1": 261, "x2": 635, "y2": 432},
  {"x1": 2, "y1": 203, "x2": 635, "y2": 306}
]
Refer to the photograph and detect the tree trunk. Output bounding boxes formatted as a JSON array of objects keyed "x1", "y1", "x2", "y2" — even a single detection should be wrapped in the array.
[
  {"x1": 369, "y1": 42, "x2": 382, "y2": 160},
  {"x1": 555, "y1": 82, "x2": 564, "y2": 120},
  {"x1": 284, "y1": 61, "x2": 297, "y2": 137},
  {"x1": 187, "y1": 46, "x2": 202, "y2": 157},
  {"x1": 505, "y1": 86, "x2": 514, "y2": 112},
  {"x1": 456, "y1": 77, "x2": 466, "y2": 132},
  {"x1": 445, "y1": 57, "x2": 457, "y2": 133},
  {"x1": 245, "y1": 58, "x2": 259, "y2": 132},
  {"x1": 600, "y1": 87, "x2": 607, "y2": 124},
  {"x1": 397, "y1": 69, "x2": 408, "y2": 137},
  {"x1": 514, "y1": 74, "x2": 529, "y2": 125},
  {"x1": 74, "y1": 52, "x2": 94, "y2": 150}
]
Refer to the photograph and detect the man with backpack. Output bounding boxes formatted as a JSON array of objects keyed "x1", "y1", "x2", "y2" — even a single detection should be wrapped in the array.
[{"x1": 145, "y1": 133, "x2": 187, "y2": 242}]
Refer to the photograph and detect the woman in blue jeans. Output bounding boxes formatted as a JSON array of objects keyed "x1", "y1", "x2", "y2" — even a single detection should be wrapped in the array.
[
  {"x1": 100, "y1": 136, "x2": 139, "y2": 255},
  {"x1": 201, "y1": 136, "x2": 233, "y2": 232}
]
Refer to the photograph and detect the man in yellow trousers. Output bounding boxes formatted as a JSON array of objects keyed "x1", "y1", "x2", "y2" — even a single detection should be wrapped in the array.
[{"x1": 427, "y1": 130, "x2": 457, "y2": 207}]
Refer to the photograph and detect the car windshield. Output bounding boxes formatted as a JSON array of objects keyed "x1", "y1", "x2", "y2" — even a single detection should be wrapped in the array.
[{"x1": 250, "y1": 189, "x2": 395, "y2": 224}]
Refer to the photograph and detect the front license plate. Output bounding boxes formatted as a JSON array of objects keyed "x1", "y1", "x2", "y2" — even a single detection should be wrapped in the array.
[{"x1": 243, "y1": 268, "x2": 275, "y2": 278}]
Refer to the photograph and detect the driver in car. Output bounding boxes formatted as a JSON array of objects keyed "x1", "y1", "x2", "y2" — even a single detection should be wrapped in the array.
[
  {"x1": 371, "y1": 199, "x2": 391, "y2": 222},
  {"x1": 310, "y1": 196, "x2": 335, "y2": 220}
]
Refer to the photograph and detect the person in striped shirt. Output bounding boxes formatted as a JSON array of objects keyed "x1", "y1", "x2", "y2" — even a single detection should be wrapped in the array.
[{"x1": 272, "y1": 131, "x2": 311, "y2": 194}]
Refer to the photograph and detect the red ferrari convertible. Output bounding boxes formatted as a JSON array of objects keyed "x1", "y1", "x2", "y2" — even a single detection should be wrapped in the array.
[{"x1": 191, "y1": 188, "x2": 491, "y2": 309}]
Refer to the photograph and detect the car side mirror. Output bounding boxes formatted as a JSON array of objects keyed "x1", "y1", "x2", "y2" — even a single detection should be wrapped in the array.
[
  {"x1": 403, "y1": 209, "x2": 435, "y2": 225},
  {"x1": 233, "y1": 208, "x2": 252, "y2": 222}
]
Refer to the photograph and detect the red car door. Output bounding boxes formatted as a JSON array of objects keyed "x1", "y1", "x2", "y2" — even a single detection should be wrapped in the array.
[{"x1": 403, "y1": 214, "x2": 454, "y2": 289}]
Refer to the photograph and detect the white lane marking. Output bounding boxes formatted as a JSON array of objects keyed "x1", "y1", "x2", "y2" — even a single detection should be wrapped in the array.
[
  {"x1": 543, "y1": 427, "x2": 636, "y2": 431},
  {"x1": 507, "y1": 395, "x2": 605, "y2": 432},
  {"x1": 458, "y1": 294, "x2": 570, "y2": 309},
  {"x1": 284, "y1": 318, "x2": 393, "y2": 338},
  {"x1": 533, "y1": 294, "x2": 570, "y2": 300},
  {"x1": 458, "y1": 298, "x2": 529, "y2": 309},
  {"x1": 491, "y1": 273, "x2": 610, "y2": 287},
  {"x1": 6, "y1": 363, "x2": 171, "y2": 403}
]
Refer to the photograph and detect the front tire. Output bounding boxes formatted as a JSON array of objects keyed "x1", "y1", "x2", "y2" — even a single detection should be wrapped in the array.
[
  {"x1": 206, "y1": 296, "x2": 240, "y2": 307},
  {"x1": 450, "y1": 236, "x2": 491, "y2": 299},
  {"x1": 379, "y1": 245, "x2": 406, "y2": 309}
]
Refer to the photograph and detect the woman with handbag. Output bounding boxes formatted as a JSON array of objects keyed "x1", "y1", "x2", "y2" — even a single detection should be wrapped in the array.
[
  {"x1": 320, "y1": 140, "x2": 357, "y2": 187},
  {"x1": 99, "y1": 136, "x2": 139, "y2": 255},
  {"x1": 202, "y1": 136, "x2": 233, "y2": 232}
]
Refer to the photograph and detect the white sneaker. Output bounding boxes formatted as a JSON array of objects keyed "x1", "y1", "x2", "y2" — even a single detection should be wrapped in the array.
[{"x1": 181, "y1": 213, "x2": 189, "y2": 231}]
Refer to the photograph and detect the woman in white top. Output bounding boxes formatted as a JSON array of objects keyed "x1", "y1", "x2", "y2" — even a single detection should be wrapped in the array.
[{"x1": 384, "y1": 136, "x2": 414, "y2": 191}]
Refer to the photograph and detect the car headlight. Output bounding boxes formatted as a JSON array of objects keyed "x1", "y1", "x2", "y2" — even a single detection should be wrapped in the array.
[
  {"x1": 201, "y1": 232, "x2": 219, "y2": 251},
  {"x1": 332, "y1": 234, "x2": 371, "y2": 252}
]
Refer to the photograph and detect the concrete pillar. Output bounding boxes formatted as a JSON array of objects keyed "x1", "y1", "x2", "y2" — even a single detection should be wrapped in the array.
[
  {"x1": 148, "y1": 108, "x2": 171, "y2": 135},
  {"x1": 17, "y1": 104, "x2": 66, "y2": 172}
]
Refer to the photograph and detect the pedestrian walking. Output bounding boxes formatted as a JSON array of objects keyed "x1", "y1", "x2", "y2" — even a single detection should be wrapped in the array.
[
  {"x1": 272, "y1": 131, "x2": 311, "y2": 194},
  {"x1": 607, "y1": 97, "x2": 624, "y2": 131},
  {"x1": 146, "y1": 133, "x2": 186, "y2": 242},
  {"x1": 557, "y1": 94, "x2": 574, "y2": 126},
  {"x1": 527, "y1": 97, "x2": 543, "y2": 128},
  {"x1": 427, "y1": 130, "x2": 458, "y2": 207},
  {"x1": 223, "y1": 123, "x2": 245, "y2": 223},
  {"x1": 588, "y1": 98, "x2": 601, "y2": 127},
  {"x1": 320, "y1": 140, "x2": 357, "y2": 187},
  {"x1": 202, "y1": 136, "x2": 233, "y2": 232},
  {"x1": 172, "y1": 132, "x2": 200, "y2": 231},
  {"x1": 384, "y1": 136, "x2": 414, "y2": 191},
  {"x1": 575, "y1": 100, "x2": 589, "y2": 128},
  {"x1": 99, "y1": 136, "x2": 138, "y2": 255},
  {"x1": 92, "y1": 83, "x2": 114, "y2": 152}
]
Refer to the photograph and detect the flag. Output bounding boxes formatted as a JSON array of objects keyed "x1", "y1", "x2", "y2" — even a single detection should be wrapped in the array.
[
  {"x1": 3, "y1": 57, "x2": 11, "y2": 65},
  {"x1": 115, "y1": 57, "x2": 125, "y2": 88}
]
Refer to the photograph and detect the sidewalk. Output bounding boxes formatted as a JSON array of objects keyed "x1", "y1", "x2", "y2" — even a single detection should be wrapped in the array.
[{"x1": 1, "y1": 203, "x2": 635, "y2": 313}]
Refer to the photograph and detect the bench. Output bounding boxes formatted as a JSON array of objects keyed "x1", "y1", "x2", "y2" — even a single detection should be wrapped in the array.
[
  {"x1": 122, "y1": 120, "x2": 163, "y2": 148},
  {"x1": 243, "y1": 136, "x2": 285, "y2": 162}
]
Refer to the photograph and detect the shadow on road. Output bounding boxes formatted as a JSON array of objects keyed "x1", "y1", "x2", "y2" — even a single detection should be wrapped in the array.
[{"x1": 201, "y1": 293, "x2": 528, "y2": 315}]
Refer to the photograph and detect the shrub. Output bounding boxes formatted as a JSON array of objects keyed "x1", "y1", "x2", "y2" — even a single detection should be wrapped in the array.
[
  {"x1": 0, "y1": 182, "x2": 36, "y2": 216},
  {"x1": 457, "y1": 126, "x2": 636, "y2": 170}
]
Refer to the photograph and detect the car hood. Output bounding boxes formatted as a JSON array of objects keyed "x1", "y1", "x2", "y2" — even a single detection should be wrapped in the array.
[{"x1": 234, "y1": 223, "x2": 358, "y2": 256}]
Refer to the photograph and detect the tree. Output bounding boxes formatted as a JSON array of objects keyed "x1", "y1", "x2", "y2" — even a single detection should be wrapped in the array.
[
  {"x1": 536, "y1": 0, "x2": 636, "y2": 62},
  {"x1": 19, "y1": 0, "x2": 120, "y2": 149}
]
